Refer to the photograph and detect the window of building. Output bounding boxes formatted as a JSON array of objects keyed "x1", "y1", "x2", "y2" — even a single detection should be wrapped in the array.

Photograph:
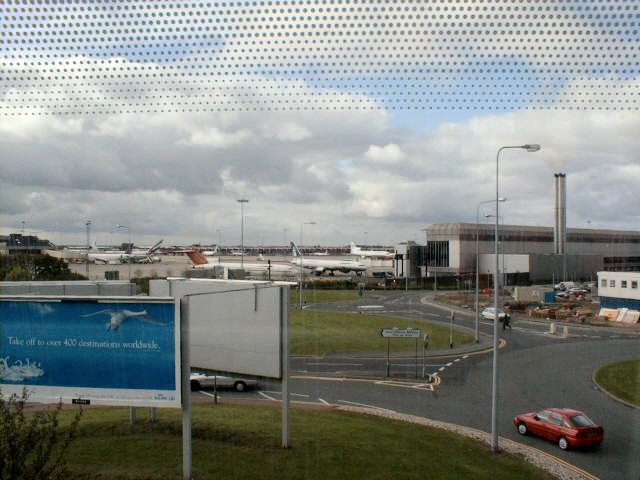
[
  {"x1": 610, "y1": 280, "x2": 616, "y2": 287},
  {"x1": 632, "y1": 281, "x2": 638, "y2": 289},
  {"x1": 621, "y1": 281, "x2": 628, "y2": 288},
  {"x1": 601, "y1": 279, "x2": 607, "y2": 287}
]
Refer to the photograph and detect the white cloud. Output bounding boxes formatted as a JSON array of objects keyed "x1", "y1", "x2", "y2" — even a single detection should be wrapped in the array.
[
  {"x1": 179, "y1": 127, "x2": 253, "y2": 148},
  {"x1": 364, "y1": 144, "x2": 406, "y2": 165}
]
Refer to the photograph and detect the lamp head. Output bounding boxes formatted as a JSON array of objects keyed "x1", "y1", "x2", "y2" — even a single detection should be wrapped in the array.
[
  {"x1": 523, "y1": 144, "x2": 541, "y2": 152},
  {"x1": 498, "y1": 197, "x2": 507, "y2": 202}
]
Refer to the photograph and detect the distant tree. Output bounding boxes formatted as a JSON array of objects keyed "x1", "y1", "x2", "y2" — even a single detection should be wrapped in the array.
[
  {"x1": 0, "y1": 254, "x2": 87, "y2": 281},
  {"x1": 3, "y1": 266, "x2": 30, "y2": 281}
]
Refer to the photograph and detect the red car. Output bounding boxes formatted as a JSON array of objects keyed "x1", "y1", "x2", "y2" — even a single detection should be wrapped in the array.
[{"x1": 514, "y1": 408, "x2": 603, "y2": 450}]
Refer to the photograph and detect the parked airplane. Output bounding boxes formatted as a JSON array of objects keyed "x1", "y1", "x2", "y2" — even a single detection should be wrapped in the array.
[
  {"x1": 349, "y1": 242, "x2": 393, "y2": 259},
  {"x1": 202, "y1": 246, "x2": 219, "y2": 256},
  {"x1": 185, "y1": 251, "x2": 296, "y2": 275},
  {"x1": 310, "y1": 250, "x2": 330, "y2": 256},
  {"x1": 88, "y1": 239, "x2": 163, "y2": 264},
  {"x1": 290, "y1": 242, "x2": 367, "y2": 276}
]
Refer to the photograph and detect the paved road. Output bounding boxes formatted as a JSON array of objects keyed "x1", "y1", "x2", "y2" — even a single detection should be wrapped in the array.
[{"x1": 197, "y1": 291, "x2": 640, "y2": 480}]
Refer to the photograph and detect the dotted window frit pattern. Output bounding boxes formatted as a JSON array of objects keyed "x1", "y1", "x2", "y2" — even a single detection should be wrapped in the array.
[{"x1": 1, "y1": 0, "x2": 638, "y2": 115}]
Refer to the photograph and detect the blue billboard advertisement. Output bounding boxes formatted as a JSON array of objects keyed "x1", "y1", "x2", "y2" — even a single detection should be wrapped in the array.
[{"x1": 0, "y1": 297, "x2": 180, "y2": 407}]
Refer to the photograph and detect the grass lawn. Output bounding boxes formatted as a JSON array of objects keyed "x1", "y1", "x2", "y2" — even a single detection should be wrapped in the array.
[
  {"x1": 290, "y1": 289, "x2": 361, "y2": 305},
  {"x1": 595, "y1": 359, "x2": 640, "y2": 406},
  {"x1": 291, "y1": 310, "x2": 473, "y2": 356},
  {"x1": 59, "y1": 404, "x2": 555, "y2": 480}
]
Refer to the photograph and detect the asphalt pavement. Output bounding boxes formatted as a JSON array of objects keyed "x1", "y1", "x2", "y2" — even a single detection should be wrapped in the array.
[{"x1": 196, "y1": 291, "x2": 640, "y2": 480}]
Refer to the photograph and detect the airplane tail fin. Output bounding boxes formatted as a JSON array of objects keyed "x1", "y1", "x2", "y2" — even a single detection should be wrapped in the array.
[
  {"x1": 146, "y1": 239, "x2": 163, "y2": 255},
  {"x1": 258, "y1": 253, "x2": 266, "y2": 262},
  {"x1": 290, "y1": 241, "x2": 303, "y2": 258},
  {"x1": 185, "y1": 250, "x2": 209, "y2": 266},
  {"x1": 350, "y1": 242, "x2": 360, "y2": 254}
]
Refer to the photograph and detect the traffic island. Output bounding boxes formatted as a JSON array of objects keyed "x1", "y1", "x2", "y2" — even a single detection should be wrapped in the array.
[{"x1": 56, "y1": 403, "x2": 561, "y2": 480}]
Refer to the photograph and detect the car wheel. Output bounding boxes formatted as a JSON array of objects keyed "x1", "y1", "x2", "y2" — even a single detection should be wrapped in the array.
[
  {"x1": 558, "y1": 437, "x2": 569, "y2": 450},
  {"x1": 234, "y1": 381, "x2": 247, "y2": 392},
  {"x1": 517, "y1": 423, "x2": 528, "y2": 435},
  {"x1": 190, "y1": 380, "x2": 201, "y2": 391}
]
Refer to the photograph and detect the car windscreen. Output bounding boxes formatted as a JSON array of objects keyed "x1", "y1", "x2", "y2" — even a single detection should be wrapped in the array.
[{"x1": 570, "y1": 415, "x2": 596, "y2": 427}]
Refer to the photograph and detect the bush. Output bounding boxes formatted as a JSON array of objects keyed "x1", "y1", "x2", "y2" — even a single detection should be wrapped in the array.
[{"x1": 0, "y1": 389, "x2": 82, "y2": 480}]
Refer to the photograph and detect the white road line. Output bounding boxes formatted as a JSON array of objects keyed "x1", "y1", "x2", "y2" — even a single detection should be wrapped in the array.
[
  {"x1": 446, "y1": 362, "x2": 453, "y2": 367},
  {"x1": 290, "y1": 393, "x2": 310, "y2": 398},
  {"x1": 453, "y1": 358, "x2": 461, "y2": 362},
  {"x1": 337, "y1": 399, "x2": 395, "y2": 413},
  {"x1": 263, "y1": 390, "x2": 282, "y2": 395},
  {"x1": 438, "y1": 367, "x2": 446, "y2": 372},
  {"x1": 258, "y1": 391, "x2": 278, "y2": 401},
  {"x1": 462, "y1": 355, "x2": 469, "y2": 359},
  {"x1": 318, "y1": 398, "x2": 330, "y2": 406},
  {"x1": 198, "y1": 390, "x2": 219, "y2": 399}
]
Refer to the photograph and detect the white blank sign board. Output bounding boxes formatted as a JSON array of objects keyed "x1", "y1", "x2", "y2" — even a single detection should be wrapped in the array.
[{"x1": 150, "y1": 279, "x2": 284, "y2": 378}]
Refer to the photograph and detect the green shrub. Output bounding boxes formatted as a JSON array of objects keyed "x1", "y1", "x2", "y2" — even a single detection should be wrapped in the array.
[{"x1": 0, "y1": 389, "x2": 82, "y2": 480}]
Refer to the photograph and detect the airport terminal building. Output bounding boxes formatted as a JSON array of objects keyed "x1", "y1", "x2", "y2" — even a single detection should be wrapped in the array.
[{"x1": 425, "y1": 223, "x2": 640, "y2": 284}]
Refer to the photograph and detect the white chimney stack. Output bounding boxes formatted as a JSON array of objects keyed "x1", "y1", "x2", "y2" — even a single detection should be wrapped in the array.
[{"x1": 553, "y1": 173, "x2": 567, "y2": 254}]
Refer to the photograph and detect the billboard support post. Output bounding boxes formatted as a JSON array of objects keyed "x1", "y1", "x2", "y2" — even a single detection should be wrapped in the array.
[
  {"x1": 180, "y1": 298, "x2": 192, "y2": 480},
  {"x1": 281, "y1": 285, "x2": 291, "y2": 448}
]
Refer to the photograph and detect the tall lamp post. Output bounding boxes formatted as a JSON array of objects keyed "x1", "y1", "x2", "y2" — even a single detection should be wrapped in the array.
[
  {"x1": 491, "y1": 144, "x2": 540, "y2": 453},
  {"x1": 237, "y1": 199, "x2": 249, "y2": 268},
  {"x1": 475, "y1": 199, "x2": 505, "y2": 343},
  {"x1": 216, "y1": 228, "x2": 222, "y2": 250},
  {"x1": 299, "y1": 221, "x2": 316, "y2": 309},
  {"x1": 115, "y1": 224, "x2": 131, "y2": 280},
  {"x1": 85, "y1": 220, "x2": 92, "y2": 277}
]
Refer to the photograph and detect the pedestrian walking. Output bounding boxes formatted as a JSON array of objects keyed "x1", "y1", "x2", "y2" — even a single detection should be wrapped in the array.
[{"x1": 503, "y1": 313, "x2": 512, "y2": 330}]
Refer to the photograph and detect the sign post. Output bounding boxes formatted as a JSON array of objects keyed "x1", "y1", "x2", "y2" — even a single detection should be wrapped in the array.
[
  {"x1": 421, "y1": 333, "x2": 430, "y2": 380},
  {"x1": 180, "y1": 298, "x2": 192, "y2": 480},
  {"x1": 449, "y1": 311, "x2": 455, "y2": 349},
  {"x1": 380, "y1": 327, "x2": 421, "y2": 378}
]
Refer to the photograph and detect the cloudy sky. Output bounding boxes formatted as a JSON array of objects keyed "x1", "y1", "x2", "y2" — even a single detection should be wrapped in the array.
[{"x1": 1, "y1": 1, "x2": 638, "y2": 247}]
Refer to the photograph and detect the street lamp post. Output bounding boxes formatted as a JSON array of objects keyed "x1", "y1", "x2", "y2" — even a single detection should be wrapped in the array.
[
  {"x1": 115, "y1": 224, "x2": 131, "y2": 280},
  {"x1": 85, "y1": 220, "x2": 92, "y2": 278},
  {"x1": 216, "y1": 229, "x2": 222, "y2": 250},
  {"x1": 491, "y1": 144, "x2": 540, "y2": 453},
  {"x1": 237, "y1": 199, "x2": 249, "y2": 268},
  {"x1": 299, "y1": 221, "x2": 316, "y2": 309},
  {"x1": 475, "y1": 199, "x2": 505, "y2": 343}
]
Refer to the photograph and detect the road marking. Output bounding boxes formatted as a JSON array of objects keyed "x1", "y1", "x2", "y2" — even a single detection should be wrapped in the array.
[
  {"x1": 438, "y1": 367, "x2": 446, "y2": 371},
  {"x1": 412, "y1": 383, "x2": 434, "y2": 391},
  {"x1": 453, "y1": 358, "x2": 461, "y2": 362},
  {"x1": 258, "y1": 391, "x2": 278, "y2": 401},
  {"x1": 198, "y1": 390, "x2": 219, "y2": 399},
  {"x1": 290, "y1": 393, "x2": 310, "y2": 398},
  {"x1": 374, "y1": 380, "x2": 435, "y2": 392},
  {"x1": 306, "y1": 362, "x2": 364, "y2": 366},
  {"x1": 337, "y1": 399, "x2": 396, "y2": 413},
  {"x1": 462, "y1": 355, "x2": 469, "y2": 359},
  {"x1": 446, "y1": 362, "x2": 453, "y2": 367},
  {"x1": 318, "y1": 398, "x2": 330, "y2": 406}
]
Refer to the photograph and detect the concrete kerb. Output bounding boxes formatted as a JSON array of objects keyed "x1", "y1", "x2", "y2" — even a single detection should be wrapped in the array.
[
  {"x1": 336, "y1": 405, "x2": 600, "y2": 480},
  {"x1": 591, "y1": 366, "x2": 639, "y2": 410}
]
